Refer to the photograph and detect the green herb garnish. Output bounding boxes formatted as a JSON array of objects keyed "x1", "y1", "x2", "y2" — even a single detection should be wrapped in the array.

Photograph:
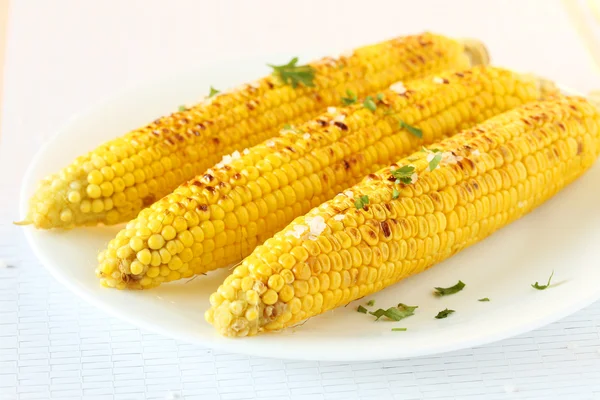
[
  {"x1": 370, "y1": 303, "x2": 417, "y2": 321},
  {"x1": 366, "y1": 300, "x2": 375, "y2": 307},
  {"x1": 208, "y1": 86, "x2": 220, "y2": 97},
  {"x1": 363, "y1": 96, "x2": 377, "y2": 112},
  {"x1": 354, "y1": 195, "x2": 370, "y2": 210},
  {"x1": 341, "y1": 89, "x2": 358, "y2": 105},
  {"x1": 178, "y1": 105, "x2": 187, "y2": 112},
  {"x1": 268, "y1": 57, "x2": 315, "y2": 88},
  {"x1": 399, "y1": 120, "x2": 423, "y2": 138},
  {"x1": 478, "y1": 298, "x2": 490, "y2": 302},
  {"x1": 434, "y1": 280, "x2": 466, "y2": 296},
  {"x1": 391, "y1": 327, "x2": 407, "y2": 332},
  {"x1": 428, "y1": 152, "x2": 443, "y2": 171},
  {"x1": 435, "y1": 308, "x2": 455, "y2": 319},
  {"x1": 391, "y1": 165, "x2": 415, "y2": 185},
  {"x1": 532, "y1": 271, "x2": 554, "y2": 290},
  {"x1": 376, "y1": 93, "x2": 384, "y2": 101},
  {"x1": 357, "y1": 305, "x2": 368, "y2": 314},
  {"x1": 392, "y1": 188, "x2": 400, "y2": 199}
]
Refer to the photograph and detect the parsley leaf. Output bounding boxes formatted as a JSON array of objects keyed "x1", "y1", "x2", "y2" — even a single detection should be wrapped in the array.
[
  {"x1": 435, "y1": 308, "x2": 455, "y2": 319},
  {"x1": 478, "y1": 298, "x2": 490, "y2": 302},
  {"x1": 392, "y1": 188, "x2": 400, "y2": 199},
  {"x1": 531, "y1": 271, "x2": 554, "y2": 290},
  {"x1": 354, "y1": 195, "x2": 370, "y2": 210},
  {"x1": 391, "y1": 327, "x2": 407, "y2": 332},
  {"x1": 434, "y1": 280, "x2": 466, "y2": 296},
  {"x1": 178, "y1": 105, "x2": 187, "y2": 112},
  {"x1": 376, "y1": 93, "x2": 384, "y2": 101},
  {"x1": 208, "y1": 86, "x2": 220, "y2": 97},
  {"x1": 357, "y1": 305, "x2": 368, "y2": 314},
  {"x1": 399, "y1": 120, "x2": 423, "y2": 138},
  {"x1": 268, "y1": 57, "x2": 316, "y2": 88},
  {"x1": 341, "y1": 89, "x2": 358, "y2": 105},
  {"x1": 370, "y1": 303, "x2": 418, "y2": 321},
  {"x1": 428, "y1": 152, "x2": 443, "y2": 171},
  {"x1": 363, "y1": 96, "x2": 377, "y2": 112},
  {"x1": 283, "y1": 123, "x2": 293, "y2": 130},
  {"x1": 391, "y1": 165, "x2": 415, "y2": 185},
  {"x1": 366, "y1": 300, "x2": 375, "y2": 307}
]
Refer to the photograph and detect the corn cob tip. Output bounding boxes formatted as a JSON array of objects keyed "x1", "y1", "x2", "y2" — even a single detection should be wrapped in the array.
[{"x1": 459, "y1": 39, "x2": 490, "y2": 66}]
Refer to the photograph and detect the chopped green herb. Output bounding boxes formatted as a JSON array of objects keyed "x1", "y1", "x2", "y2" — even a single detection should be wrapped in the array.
[
  {"x1": 268, "y1": 57, "x2": 315, "y2": 88},
  {"x1": 391, "y1": 327, "x2": 407, "y2": 332},
  {"x1": 366, "y1": 300, "x2": 375, "y2": 307},
  {"x1": 435, "y1": 308, "x2": 455, "y2": 319},
  {"x1": 399, "y1": 120, "x2": 423, "y2": 138},
  {"x1": 363, "y1": 96, "x2": 377, "y2": 112},
  {"x1": 370, "y1": 303, "x2": 418, "y2": 321},
  {"x1": 178, "y1": 105, "x2": 187, "y2": 112},
  {"x1": 478, "y1": 298, "x2": 490, "y2": 302},
  {"x1": 208, "y1": 86, "x2": 220, "y2": 97},
  {"x1": 283, "y1": 123, "x2": 293, "y2": 130},
  {"x1": 434, "y1": 280, "x2": 466, "y2": 296},
  {"x1": 392, "y1": 188, "x2": 400, "y2": 199},
  {"x1": 354, "y1": 195, "x2": 370, "y2": 210},
  {"x1": 357, "y1": 305, "x2": 368, "y2": 314},
  {"x1": 391, "y1": 165, "x2": 415, "y2": 185},
  {"x1": 341, "y1": 89, "x2": 358, "y2": 105},
  {"x1": 376, "y1": 93, "x2": 384, "y2": 101},
  {"x1": 428, "y1": 152, "x2": 443, "y2": 171},
  {"x1": 532, "y1": 270, "x2": 554, "y2": 290}
]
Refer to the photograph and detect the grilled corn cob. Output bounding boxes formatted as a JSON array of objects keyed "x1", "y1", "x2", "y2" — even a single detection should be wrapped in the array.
[
  {"x1": 97, "y1": 66, "x2": 552, "y2": 289},
  {"x1": 206, "y1": 95, "x2": 600, "y2": 336},
  {"x1": 24, "y1": 33, "x2": 482, "y2": 229}
]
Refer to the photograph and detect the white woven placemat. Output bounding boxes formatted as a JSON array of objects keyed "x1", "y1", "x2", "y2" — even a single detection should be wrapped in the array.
[{"x1": 3, "y1": 1, "x2": 600, "y2": 399}]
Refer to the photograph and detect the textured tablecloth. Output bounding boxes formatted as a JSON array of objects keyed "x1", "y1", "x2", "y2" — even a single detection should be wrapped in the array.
[{"x1": 2, "y1": 1, "x2": 600, "y2": 399}]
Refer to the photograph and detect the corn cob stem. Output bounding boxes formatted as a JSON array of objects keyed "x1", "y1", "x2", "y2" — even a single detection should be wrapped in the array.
[
  {"x1": 206, "y1": 96, "x2": 600, "y2": 336},
  {"x1": 23, "y1": 32, "x2": 478, "y2": 229},
  {"x1": 97, "y1": 66, "x2": 552, "y2": 290}
]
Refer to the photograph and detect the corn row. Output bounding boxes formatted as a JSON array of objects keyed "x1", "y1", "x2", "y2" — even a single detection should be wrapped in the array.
[
  {"x1": 24, "y1": 32, "x2": 480, "y2": 229},
  {"x1": 97, "y1": 66, "x2": 550, "y2": 289},
  {"x1": 206, "y1": 96, "x2": 600, "y2": 336}
]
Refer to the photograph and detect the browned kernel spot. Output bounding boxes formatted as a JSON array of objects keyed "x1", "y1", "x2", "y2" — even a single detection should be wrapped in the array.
[
  {"x1": 387, "y1": 176, "x2": 396, "y2": 182},
  {"x1": 317, "y1": 119, "x2": 328, "y2": 127},
  {"x1": 363, "y1": 206, "x2": 369, "y2": 212},
  {"x1": 204, "y1": 174, "x2": 214, "y2": 182},
  {"x1": 180, "y1": 118, "x2": 189, "y2": 124},
  {"x1": 191, "y1": 180, "x2": 204, "y2": 187},
  {"x1": 217, "y1": 182, "x2": 227, "y2": 189},
  {"x1": 196, "y1": 123, "x2": 206, "y2": 130},
  {"x1": 120, "y1": 272, "x2": 131, "y2": 283},
  {"x1": 334, "y1": 121, "x2": 348, "y2": 131},
  {"x1": 285, "y1": 146, "x2": 296, "y2": 153},
  {"x1": 455, "y1": 72, "x2": 464, "y2": 77},
  {"x1": 233, "y1": 173, "x2": 242, "y2": 180},
  {"x1": 143, "y1": 195, "x2": 155, "y2": 207},
  {"x1": 472, "y1": 181, "x2": 479, "y2": 190},
  {"x1": 577, "y1": 141, "x2": 583, "y2": 155},
  {"x1": 222, "y1": 165, "x2": 232, "y2": 172},
  {"x1": 197, "y1": 204, "x2": 208, "y2": 212},
  {"x1": 343, "y1": 160, "x2": 351, "y2": 170},
  {"x1": 384, "y1": 203, "x2": 392, "y2": 211},
  {"x1": 212, "y1": 138, "x2": 220, "y2": 145},
  {"x1": 322, "y1": 173, "x2": 328, "y2": 183},
  {"x1": 366, "y1": 173, "x2": 379, "y2": 181},
  {"x1": 329, "y1": 148, "x2": 335, "y2": 157},
  {"x1": 152, "y1": 130, "x2": 160, "y2": 136},
  {"x1": 415, "y1": 103, "x2": 424, "y2": 110},
  {"x1": 174, "y1": 134, "x2": 185, "y2": 142},
  {"x1": 313, "y1": 93, "x2": 323, "y2": 102},
  {"x1": 380, "y1": 221, "x2": 391, "y2": 238},
  {"x1": 206, "y1": 187, "x2": 216, "y2": 193},
  {"x1": 162, "y1": 128, "x2": 170, "y2": 134},
  {"x1": 154, "y1": 119, "x2": 162, "y2": 125},
  {"x1": 165, "y1": 139, "x2": 174, "y2": 145}
]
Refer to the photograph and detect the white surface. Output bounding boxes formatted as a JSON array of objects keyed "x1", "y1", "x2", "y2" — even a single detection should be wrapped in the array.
[
  {"x1": 19, "y1": 61, "x2": 600, "y2": 362},
  {"x1": 3, "y1": 0, "x2": 600, "y2": 398}
]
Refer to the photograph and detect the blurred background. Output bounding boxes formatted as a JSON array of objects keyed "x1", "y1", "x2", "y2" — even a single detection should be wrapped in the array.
[{"x1": 2, "y1": 1, "x2": 600, "y2": 399}]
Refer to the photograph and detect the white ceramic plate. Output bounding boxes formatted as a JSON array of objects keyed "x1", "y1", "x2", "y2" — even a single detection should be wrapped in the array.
[{"x1": 21, "y1": 58, "x2": 600, "y2": 362}]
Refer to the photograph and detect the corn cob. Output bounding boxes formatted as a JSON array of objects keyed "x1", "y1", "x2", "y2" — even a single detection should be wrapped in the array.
[
  {"x1": 206, "y1": 95, "x2": 600, "y2": 336},
  {"x1": 97, "y1": 65, "x2": 552, "y2": 289},
  {"x1": 24, "y1": 33, "x2": 483, "y2": 230}
]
